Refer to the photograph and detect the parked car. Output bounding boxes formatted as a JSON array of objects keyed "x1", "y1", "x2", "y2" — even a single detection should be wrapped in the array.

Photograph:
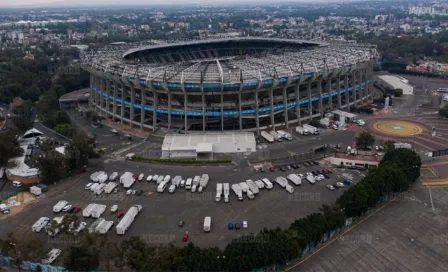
[
  {"x1": 111, "y1": 205, "x2": 118, "y2": 213},
  {"x1": 326, "y1": 185, "x2": 336, "y2": 191},
  {"x1": 323, "y1": 174, "x2": 330, "y2": 179},
  {"x1": 269, "y1": 167, "x2": 275, "y2": 172},
  {"x1": 228, "y1": 223, "x2": 233, "y2": 230},
  {"x1": 68, "y1": 207, "x2": 76, "y2": 213},
  {"x1": 178, "y1": 220, "x2": 184, "y2": 227},
  {"x1": 73, "y1": 207, "x2": 81, "y2": 214},
  {"x1": 132, "y1": 190, "x2": 136, "y2": 195},
  {"x1": 243, "y1": 221, "x2": 248, "y2": 229},
  {"x1": 279, "y1": 167, "x2": 286, "y2": 172},
  {"x1": 336, "y1": 182, "x2": 345, "y2": 188},
  {"x1": 298, "y1": 173, "x2": 304, "y2": 178},
  {"x1": 126, "y1": 189, "x2": 132, "y2": 195},
  {"x1": 235, "y1": 223, "x2": 240, "y2": 230},
  {"x1": 344, "y1": 180, "x2": 351, "y2": 185},
  {"x1": 85, "y1": 183, "x2": 93, "y2": 190},
  {"x1": 303, "y1": 162, "x2": 310, "y2": 167},
  {"x1": 62, "y1": 205, "x2": 72, "y2": 212},
  {"x1": 286, "y1": 165, "x2": 292, "y2": 170},
  {"x1": 312, "y1": 171, "x2": 318, "y2": 176},
  {"x1": 169, "y1": 185, "x2": 176, "y2": 193},
  {"x1": 136, "y1": 190, "x2": 143, "y2": 196},
  {"x1": 294, "y1": 164, "x2": 300, "y2": 169},
  {"x1": 312, "y1": 160, "x2": 319, "y2": 165},
  {"x1": 182, "y1": 233, "x2": 189, "y2": 242},
  {"x1": 117, "y1": 212, "x2": 124, "y2": 218}
]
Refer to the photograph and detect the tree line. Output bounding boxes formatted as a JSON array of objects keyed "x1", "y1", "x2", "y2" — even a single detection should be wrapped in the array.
[{"x1": 0, "y1": 148, "x2": 421, "y2": 271}]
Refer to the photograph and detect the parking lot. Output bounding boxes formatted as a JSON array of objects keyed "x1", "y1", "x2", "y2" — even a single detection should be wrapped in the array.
[{"x1": 0, "y1": 159, "x2": 362, "y2": 248}]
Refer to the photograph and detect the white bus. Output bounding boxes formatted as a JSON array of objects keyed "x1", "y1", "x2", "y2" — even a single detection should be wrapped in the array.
[{"x1": 437, "y1": 88, "x2": 448, "y2": 92}]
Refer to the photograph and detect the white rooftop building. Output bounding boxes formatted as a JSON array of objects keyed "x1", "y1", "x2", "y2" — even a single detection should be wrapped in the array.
[
  {"x1": 162, "y1": 133, "x2": 256, "y2": 160},
  {"x1": 377, "y1": 75, "x2": 414, "y2": 95}
]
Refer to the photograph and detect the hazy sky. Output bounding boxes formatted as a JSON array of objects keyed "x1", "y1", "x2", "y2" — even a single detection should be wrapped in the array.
[{"x1": 1, "y1": 0, "x2": 320, "y2": 8}]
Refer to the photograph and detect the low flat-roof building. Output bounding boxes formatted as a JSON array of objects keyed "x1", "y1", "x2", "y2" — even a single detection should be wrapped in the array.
[
  {"x1": 377, "y1": 75, "x2": 414, "y2": 95},
  {"x1": 162, "y1": 133, "x2": 256, "y2": 160},
  {"x1": 331, "y1": 109, "x2": 358, "y2": 122},
  {"x1": 329, "y1": 152, "x2": 384, "y2": 167},
  {"x1": 58, "y1": 88, "x2": 90, "y2": 109}
]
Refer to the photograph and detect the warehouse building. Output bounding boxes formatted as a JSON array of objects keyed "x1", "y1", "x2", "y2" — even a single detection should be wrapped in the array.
[
  {"x1": 161, "y1": 133, "x2": 256, "y2": 160},
  {"x1": 377, "y1": 75, "x2": 414, "y2": 95}
]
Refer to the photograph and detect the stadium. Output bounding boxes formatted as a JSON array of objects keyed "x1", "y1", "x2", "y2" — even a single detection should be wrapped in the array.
[{"x1": 81, "y1": 37, "x2": 379, "y2": 133}]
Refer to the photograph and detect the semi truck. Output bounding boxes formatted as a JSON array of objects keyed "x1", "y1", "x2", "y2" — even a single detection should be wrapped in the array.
[
  {"x1": 163, "y1": 175, "x2": 171, "y2": 183},
  {"x1": 239, "y1": 182, "x2": 250, "y2": 193},
  {"x1": 93, "y1": 183, "x2": 107, "y2": 195},
  {"x1": 91, "y1": 204, "x2": 107, "y2": 219},
  {"x1": 82, "y1": 203, "x2": 96, "y2": 217},
  {"x1": 104, "y1": 182, "x2": 117, "y2": 194},
  {"x1": 246, "y1": 179, "x2": 259, "y2": 194},
  {"x1": 254, "y1": 180, "x2": 265, "y2": 189},
  {"x1": 32, "y1": 217, "x2": 50, "y2": 232},
  {"x1": 231, "y1": 184, "x2": 243, "y2": 201},
  {"x1": 120, "y1": 172, "x2": 135, "y2": 188},
  {"x1": 295, "y1": 126, "x2": 309, "y2": 135},
  {"x1": 261, "y1": 178, "x2": 273, "y2": 189},
  {"x1": 116, "y1": 205, "x2": 143, "y2": 235},
  {"x1": 171, "y1": 176, "x2": 182, "y2": 187},
  {"x1": 269, "y1": 131, "x2": 283, "y2": 142},
  {"x1": 215, "y1": 183, "x2": 223, "y2": 202},
  {"x1": 261, "y1": 131, "x2": 274, "y2": 143},
  {"x1": 275, "y1": 177, "x2": 288, "y2": 188},
  {"x1": 303, "y1": 124, "x2": 319, "y2": 135},
  {"x1": 53, "y1": 200, "x2": 68, "y2": 213},
  {"x1": 277, "y1": 130, "x2": 293, "y2": 140},
  {"x1": 223, "y1": 183, "x2": 230, "y2": 203},
  {"x1": 203, "y1": 216, "x2": 211, "y2": 232},
  {"x1": 287, "y1": 174, "x2": 302, "y2": 186},
  {"x1": 96, "y1": 220, "x2": 114, "y2": 234},
  {"x1": 306, "y1": 175, "x2": 316, "y2": 184}
]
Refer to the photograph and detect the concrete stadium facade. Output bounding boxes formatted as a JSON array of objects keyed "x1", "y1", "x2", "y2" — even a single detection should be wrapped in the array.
[{"x1": 81, "y1": 38, "x2": 378, "y2": 133}]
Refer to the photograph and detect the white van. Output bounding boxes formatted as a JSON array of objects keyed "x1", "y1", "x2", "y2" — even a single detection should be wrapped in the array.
[
  {"x1": 85, "y1": 183, "x2": 93, "y2": 190},
  {"x1": 180, "y1": 180, "x2": 186, "y2": 188},
  {"x1": 156, "y1": 175, "x2": 164, "y2": 184},
  {"x1": 203, "y1": 216, "x2": 211, "y2": 232},
  {"x1": 12, "y1": 181, "x2": 22, "y2": 187},
  {"x1": 261, "y1": 178, "x2": 273, "y2": 189},
  {"x1": 191, "y1": 184, "x2": 197, "y2": 193},
  {"x1": 185, "y1": 178, "x2": 192, "y2": 189},
  {"x1": 152, "y1": 175, "x2": 159, "y2": 182},
  {"x1": 246, "y1": 190, "x2": 254, "y2": 199},
  {"x1": 90, "y1": 183, "x2": 100, "y2": 192},
  {"x1": 157, "y1": 181, "x2": 168, "y2": 193},
  {"x1": 168, "y1": 185, "x2": 176, "y2": 193},
  {"x1": 285, "y1": 184, "x2": 294, "y2": 194}
]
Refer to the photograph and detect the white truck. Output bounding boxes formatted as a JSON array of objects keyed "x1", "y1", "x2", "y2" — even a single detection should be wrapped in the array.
[
  {"x1": 41, "y1": 249, "x2": 62, "y2": 265},
  {"x1": 285, "y1": 184, "x2": 295, "y2": 194},
  {"x1": 223, "y1": 183, "x2": 230, "y2": 203},
  {"x1": 0, "y1": 204, "x2": 9, "y2": 215},
  {"x1": 94, "y1": 183, "x2": 107, "y2": 195},
  {"x1": 53, "y1": 200, "x2": 68, "y2": 213},
  {"x1": 46, "y1": 216, "x2": 64, "y2": 237},
  {"x1": 120, "y1": 172, "x2": 135, "y2": 188},
  {"x1": 104, "y1": 182, "x2": 117, "y2": 194},
  {"x1": 203, "y1": 216, "x2": 211, "y2": 232},
  {"x1": 254, "y1": 180, "x2": 265, "y2": 189},
  {"x1": 91, "y1": 204, "x2": 107, "y2": 219},
  {"x1": 116, "y1": 205, "x2": 142, "y2": 235},
  {"x1": 261, "y1": 178, "x2": 273, "y2": 189},
  {"x1": 156, "y1": 175, "x2": 164, "y2": 184},
  {"x1": 96, "y1": 220, "x2": 114, "y2": 234},
  {"x1": 97, "y1": 172, "x2": 108, "y2": 183},
  {"x1": 269, "y1": 131, "x2": 283, "y2": 142},
  {"x1": 199, "y1": 174, "x2": 209, "y2": 188},
  {"x1": 287, "y1": 174, "x2": 302, "y2": 186},
  {"x1": 89, "y1": 218, "x2": 105, "y2": 233},
  {"x1": 295, "y1": 126, "x2": 309, "y2": 135},
  {"x1": 277, "y1": 130, "x2": 293, "y2": 140},
  {"x1": 306, "y1": 175, "x2": 316, "y2": 184},
  {"x1": 193, "y1": 176, "x2": 201, "y2": 186},
  {"x1": 275, "y1": 177, "x2": 288, "y2": 188},
  {"x1": 215, "y1": 183, "x2": 223, "y2": 202},
  {"x1": 239, "y1": 182, "x2": 250, "y2": 193},
  {"x1": 231, "y1": 184, "x2": 243, "y2": 201},
  {"x1": 246, "y1": 190, "x2": 255, "y2": 199},
  {"x1": 303, "y1": 124, "x2": 319, "y2": 135},
  {"x1": 32, "y1": 217, "x2": 50, "y2": 232},
  {"x1": 157, "y1": 181, "x2": 168, "y2": 193},
  {"x1": 261, "y1": 131, "x2": 274, "y2": 143},
  {"x1": 109, "y1": 172, "x2": 118, "y2": 181},
  {"x1": 82, "y1": 203, "x2": 96, "y2": 217},
  {"x1": 246, "y1": 179, "x2": 259, "y2": 194},
  {"x1": 171, "y1": 176, "x2": 182, "y2": 187},
  {"x1": 163, "y1": 175, "x2": 171, "y2": 183},
  {"x1": 30, "y1": 186, "x2": 43, "y2": 196}
]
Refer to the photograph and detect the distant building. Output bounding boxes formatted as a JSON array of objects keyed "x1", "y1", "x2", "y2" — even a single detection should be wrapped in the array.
[
  {"x1": 140, "y1": 24, "x2": 150, "y2": 31},
  {"x1": 409, "y1": 6, "x2": 435, "y2": 15},
  {"x1": 377, "y1": 75, "x2": 414, "y2": 95}
]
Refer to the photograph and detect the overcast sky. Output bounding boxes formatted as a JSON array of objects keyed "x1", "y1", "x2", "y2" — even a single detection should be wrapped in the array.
[{"x1": 0, "y1": 0, "x2": 329, "y2": 8}]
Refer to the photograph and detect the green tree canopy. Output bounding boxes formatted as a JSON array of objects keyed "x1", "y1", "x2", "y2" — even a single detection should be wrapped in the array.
[
  {"x1": 381, "y1": 148, "x2": 421, "y2": 182},
  {"x1": 356, "y1": 131, "x2": 375, "y2": 150},
  {"x1": 439, "y1": 104, "x2": 448, "y2": 119}
]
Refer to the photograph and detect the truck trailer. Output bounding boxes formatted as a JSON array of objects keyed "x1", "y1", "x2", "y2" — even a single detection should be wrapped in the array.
[
  {"x1": 287, "y1": 174, "x2": 302, "y2": 186},
  {"x1": 231, "y1": 184, "x2": 243, "y2": 201},
  {"x1": 223, "y1": 183, "x2": 230, "y2": 203},
  {"x1": 261, "y1": 131, "x2": 274, "y2": 143},
  {"x1": 30, "y1": 186, "x2": 43, "y2": 196},
  {"x1": 82, "y1": 203, "x2": 96, "y2": 217},
  {"x1": 93, "y1": 183, "x2": 107, "y2": 195},
  {"x1": 199, "y1": 174, "x2": 209, "y2": 188},
  {"x1": 269, "y1": 131, "x2": 283, "y2": 142},
  {"x1": 306, "y1": 175, "x2": 316, "y2": 184},
  {"x1": 96, "y1": 220, "x2": 114, "y2": 234},
  {"x1": 32, "y1": 217, "x2": 50, "y2": 232},
  {"x1": 215, "y1": 183, "x2": 223, "y2": 202},
  {"x1": 295, "y1": 126, "x2": 309, "y2": 135},
  {"x1": 120, "y1": 172, "x2": 135, "y2": 188},
  {"x1": 303, "y1": 124, "x2": 319, "y2": 134},
  {"x1": 104, "y1": 182, "x2": 117, "y2": 194},
  {"x1": 171, "y1": 176, "x2": 182, "y2": 187},
  {"x1": 53, "y1": 200, "x2": 68, "y2": 213},
  {"x1": 238, "y1": 182, "x2": 250, "y2": 193},
  {"x1": 245, "y1": 179, "x2": 259, "y2": 194},
  {"x1": 116, "y1": 205, "x2": 142, "y2": 235},
  {"x1": 275, "y1": 177, "x2": 288, "y2": 188},
  {"x1": 261, "y1": 178, "x2": 273, "y2": 189},
  {"x1": 277, "y1": 130, "x2": 292, "y2": 140},
  {"x1": 91, "y1": 204, "x2": 107, "y2": 219},
  {"x1": 89, "y1": 218, "x2": 105, "y2": 233}
]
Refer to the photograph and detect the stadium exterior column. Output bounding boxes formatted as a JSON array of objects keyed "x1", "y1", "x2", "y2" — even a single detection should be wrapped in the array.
[
  {"x1": 94, "y1": 75, "x2": 100, "y2": 112},
  {"x1": 220, "y1": 85, "x2": 224, "y2": 131},
  {"x1": 150, "y1": 84, "x2": 158, "y2": 132},
  {"x1": 307, "y1": 81, "x2": 312, "y2": 120},
  {"x1": 167, "y1": 88, "x2": 172, "y2": 130},
  {"x1": 294, "y1": 83, "x2": 301, "y2": 126},
  {"x1": 112, "y1": 82, "x2": 117, "y2": 119},
  {"x1": 358, "y1": 71, "x2": 362, "y2": 103},
  {"x1": 327, "y1": 77, "x2": 333, "y2": 110},
  {"x1": 336, "y1": 77, "x2": 342, "y2": 109},
  {"x1": 120, "y1": 83, "x2": 125, "y2": 125},
  {"x1": 91, "y1": 75, "x2": 97, "y2": 108},
  {"x1": 282, "y1": 82, "x2": 289, "y2": 128},
  {"x1": 130, "y1": 84, "x2": 135, "y2": 128},
  {"x1": 269, "y1": 86, "x2": 275, "y2": 129},
  {"x1": 106, "y1": 80, "x2": 111, "y2": 119},
  {"x1": 238, "y1": 85, "x2": 243, "y2": 131},
  {"x1": 318, "y1": 78, "x2": 323, "y2": 119},
  {"x1": 89, "y1": 73, "x2": 94, "y2": 107},
  {"x1": 201, "y1": 85, "x2": 205, "y2": 131},
  {"x1": 181, "y1": 84, "x2": 188, "y2": 133},
  {"x1": 344, "y1": 74, "x2": 349, "y2": 110},
  {"x1": 100, "y1": 78, "x2": 104, "y2": 112},
  {"x1": 140, "y1": 89, "x2": 146, "y2": 131},
  {"x1": 255, "y1": 82, "x2": 261, "y2": 136},
  {"x1": 351, "y1": 72, "x2": 356, "y2": 106}
]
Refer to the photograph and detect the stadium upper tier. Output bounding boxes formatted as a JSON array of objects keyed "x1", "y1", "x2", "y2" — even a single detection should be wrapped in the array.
[{"x1": 82, "y1": 38, "x2": 378, "y2": 85}]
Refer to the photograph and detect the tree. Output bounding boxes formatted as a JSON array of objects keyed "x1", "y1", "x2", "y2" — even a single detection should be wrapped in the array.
[
  {"x1": 9, "y1": 116, "x2": 33, "y2": 136},
  {"x1": 0, "y1": 132, "x2": 23, "y2": 166},
  {"x1": 52, "y1": 111, "x2": 71, "y2": 126},
  {"x1": 36, "y1": 140, "x2": 69, "y2": 183},
  {"x1": 356, "y1": 131, "x2": 375, "y2": 149},
  {"x1": 309, "y1": 119, "x2": 321, "y2": 128},
  {"x1": 384, "y1": 140, "x2": 395, "y2": 152},
  {"x1": 64, "y1": 245, "x2": 100, "y2": 271},
  {"x1": 337, "y1": 183, "x2": 372, "y2": 217},
  {"x1": 65, "y1": 132, "x2": 98, "y2": 170},
  {"x1": 54, "y1": 124, "x2": 76, "y2": 137},
  {"x1": 439, "y1": 104, "x2": 448, "y2": 118},
  {"x1": 381, "y1": 148, "x2": 421, "y2": 182},
  {"x1": 394, "y1": 88, "x2": 403, "y2": 97}
]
